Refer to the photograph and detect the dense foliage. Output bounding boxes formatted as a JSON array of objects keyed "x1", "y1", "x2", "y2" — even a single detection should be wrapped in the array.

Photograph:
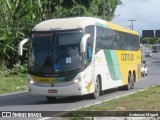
[
  {"x1": 0, "y1": 0, "x2": 121, "y2": 69},
  {"x1": 141, "y1": 37, "x2": 160, "y2": 45}
]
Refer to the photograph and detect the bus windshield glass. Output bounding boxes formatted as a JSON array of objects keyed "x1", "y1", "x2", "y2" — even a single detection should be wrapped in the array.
[
  {"x1": 28, "y1": 30, "x2": 82, "y2": 75},
  {"x1": 54, "y1": 31, "x2": 82, "y2": 73}
]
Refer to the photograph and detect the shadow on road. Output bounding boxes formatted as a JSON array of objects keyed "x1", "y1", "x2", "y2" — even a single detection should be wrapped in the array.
[{"x1": 0, "y1": 88, "x2": 123, "y2": 107}]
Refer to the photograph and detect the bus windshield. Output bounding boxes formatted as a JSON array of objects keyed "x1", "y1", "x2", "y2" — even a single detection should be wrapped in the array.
[
  {"x1": 54, "y1": 31, "x2": 82, "y2": 73},
  {"x1": 28, "y1": 30, "x2": 83, "y2": 75}
]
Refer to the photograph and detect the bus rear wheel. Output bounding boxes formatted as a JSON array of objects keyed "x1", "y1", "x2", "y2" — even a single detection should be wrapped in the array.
[
  {"x1": 90, "y1": 77, "x2": 100, "y2": 99},
  {"x1": 46, "y1": 96, "x2": 56, "y2": 102},
  {"x1": 125, "y1": 73, "x2": 134, "y2": 90},
  {"x1": 131, "y1": 73, "x2": 135, "y2": 89}
]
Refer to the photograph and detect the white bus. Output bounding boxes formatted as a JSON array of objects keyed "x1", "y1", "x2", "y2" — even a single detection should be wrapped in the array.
[{"x1": 19, "y1": 17, "x2": 141, "y2": 101}]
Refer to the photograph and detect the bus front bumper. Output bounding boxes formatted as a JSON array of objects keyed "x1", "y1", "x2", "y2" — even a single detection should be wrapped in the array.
[{"x1": 28, "y1": 82, "x2": 87, "y2": 97}]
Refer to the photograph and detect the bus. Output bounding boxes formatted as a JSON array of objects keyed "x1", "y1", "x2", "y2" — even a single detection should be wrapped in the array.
[
  {"x1": 152, "y1": 44, "x2": 158, "y2": 53},
  {"x1": 18, "y1": 17, "x2": 141, "y2": 101}
]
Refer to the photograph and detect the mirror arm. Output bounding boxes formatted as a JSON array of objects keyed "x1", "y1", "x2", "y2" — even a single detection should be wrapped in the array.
[
  {"x1": 80, "y1": 34, "x2": 90, "y2": 53},
  {"x1": 18, "y1": 38, "x2": 29, "y2": 56}
]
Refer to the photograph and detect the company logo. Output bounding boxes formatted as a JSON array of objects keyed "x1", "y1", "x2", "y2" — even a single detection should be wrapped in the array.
[
  {"x1": 1, "y1": 112, "x2": 42, "y2": 118},
  {"x1": 121, "y1": 53, "x2": 134, "y2": 61},
  {"x1": 2, "y1": 112, "x2": 11, "y2": 117}
]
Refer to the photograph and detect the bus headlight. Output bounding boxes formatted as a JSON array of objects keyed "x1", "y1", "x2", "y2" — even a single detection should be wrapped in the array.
[
  {"x1": 69, "y1": 77, "x2": 81, "y2": 84},
  {"x1": 28, "y1": 75, "x2": 35, "y2": 84},
  {"x1": 73, "y1": 78, "x2": 81, "y2": 83},
  {"x1": 70, "y1": 73, "x2": 87, "y2": 84}
]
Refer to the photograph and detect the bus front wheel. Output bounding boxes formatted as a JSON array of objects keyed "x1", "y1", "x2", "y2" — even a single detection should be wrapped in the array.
[{"x1": 90, "y1": 77, "x2": 100, "y2": 99}]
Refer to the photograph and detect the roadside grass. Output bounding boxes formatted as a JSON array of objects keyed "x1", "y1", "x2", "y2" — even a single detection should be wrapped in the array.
[
  {"x1": 0, "y1": 74, "x2": 28, "y2": 94},
  {"x1": 0, "y1": 64, "x2": 28, "y2": 94},
  {"x1": 64, "y1": 85, "x2": 160, "y2": 118}
]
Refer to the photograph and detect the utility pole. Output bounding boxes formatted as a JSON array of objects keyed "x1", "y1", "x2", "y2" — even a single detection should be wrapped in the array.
[
  {"x1": 103, "y1": 0, "x2": 105, "y2": 19},
  {"x1": 128, "y1": 19, "x2": 136, "y2": 30},
  {"x1": 128, "y1": 26, "x2": 132, "y2": 30}
]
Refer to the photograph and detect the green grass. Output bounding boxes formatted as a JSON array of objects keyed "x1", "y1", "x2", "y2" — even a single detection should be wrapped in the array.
[
  {"x1": 0, "y1": 74, "x2": 28, "y2": 94},
  {"x1": 64, "y1": 85, "x2": 160, "y2": 118},
  {"x1": 81, "y1": 86, "x2": 160, "y2": 111}
]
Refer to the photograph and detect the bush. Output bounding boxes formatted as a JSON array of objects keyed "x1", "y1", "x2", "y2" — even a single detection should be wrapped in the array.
[
  {"x1": 0, "y1": 66, "x2": 12, "y2": 77},
  {"x1": 0, "y1": 64, "x2": 27, "y2": 77},
  {"x1": 11, "y1": 64, "x2": 28, "y2": 75}
]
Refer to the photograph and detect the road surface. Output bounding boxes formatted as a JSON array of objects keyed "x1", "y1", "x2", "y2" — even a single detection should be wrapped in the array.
[{"x1": 0, "y1": 52, "x2": 160, "y2": 118}]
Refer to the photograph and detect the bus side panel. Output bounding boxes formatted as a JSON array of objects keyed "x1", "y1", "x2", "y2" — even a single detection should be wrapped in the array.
[
  {"x1": 95, "y1": 50, "x2": 123, "y2": 90},
  {"x1": 94, "y1": 49, "x2": 141, "y2": 91},
  {"x1": 116, "y1": 50, "x2": 141, "y2": 85}
]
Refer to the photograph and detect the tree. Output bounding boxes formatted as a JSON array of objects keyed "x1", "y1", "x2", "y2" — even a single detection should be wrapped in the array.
[
  {"x1": 157, "y1": 38, "x2": 160, "y2": 44},
  {"x1": 0, "y1": 0, "x2": 122, "y2": 67},
  {"x1": 98, "y1": 0, "x2": 122, "y2": 20},
  {"x1": 40, "y1": 0, "x2": 122, "y2": 20},
  {"x1": 141, "y1": 37, "x2": 157, "y2": 44},
  {"x1": 0, "y1": 0, "x2": 43, "y2": 67}
]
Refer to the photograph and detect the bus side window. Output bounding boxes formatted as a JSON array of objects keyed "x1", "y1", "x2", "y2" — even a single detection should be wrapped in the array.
[
  {"x1": 84, "y1": 40, "x2": 92, "y2": 65},
  {"x1": 84, "y1": 25, "x2": 94, "y2": 65},
  {"x1": 96, "y1": 37, "x2": 103, "y2": 52},
  {"x1": 87, "y1": 43, "x2": 92, "y2": 62}
]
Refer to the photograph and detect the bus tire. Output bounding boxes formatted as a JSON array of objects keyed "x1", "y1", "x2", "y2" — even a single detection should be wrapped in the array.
[
  {"x1": 90, "y1": 77, "x2": 100, "y2": 99},
  {"x1": 124, "y1": 73, "x2": 132, "y2": 90},
  {"x1": 131, "y1": 73, "x2": 135, "y2": 89},
  {"x1": 46, "y1": 96, "x2": 56, "y2": 102}
]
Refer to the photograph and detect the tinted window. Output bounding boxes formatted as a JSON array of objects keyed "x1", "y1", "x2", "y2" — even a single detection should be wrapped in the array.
[
  {"x1": 96, "y1": 26, "x2": 114, "y2": 50},
  {"x1": 83, "y1": 25, "x2": 95, "y2": 65},
  {"x1": 32, "y1": 33, "x2": 52, "y2": 51},
  {"x1": 84, "y1": 25, "x2": 94, "y2": 49},
  {"x1": 118, "y1": 32, "x2": 140, "y2": 50},
  {"x1": 96, "y1": 26, "x2": 140, "y2": 51}
]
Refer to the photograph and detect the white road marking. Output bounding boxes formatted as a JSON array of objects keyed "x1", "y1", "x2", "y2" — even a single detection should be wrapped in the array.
[
  {"x1": 39, "y1": 117, "x2": 51, "y2": 120},
  {"x1": 70, "y1": 89, "x2": 148, "y2": 111},
  {"x1": 39, "y1": 88, "x2": 148, "y2": 119}
]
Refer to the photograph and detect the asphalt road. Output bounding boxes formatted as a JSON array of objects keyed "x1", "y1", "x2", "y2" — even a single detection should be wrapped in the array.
[{"x1": 0, "y1": 51, "x2": 160, "y2": 118}]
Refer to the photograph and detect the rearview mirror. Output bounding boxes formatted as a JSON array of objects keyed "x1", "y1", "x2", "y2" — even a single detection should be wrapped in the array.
[{"x1": 18, "y1": 38, "x2": 29, "y2": 56}]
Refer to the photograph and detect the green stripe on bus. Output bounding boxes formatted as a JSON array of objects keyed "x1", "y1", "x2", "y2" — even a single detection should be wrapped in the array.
[
  {"x1": 104, "y1": 50, "x2": 122, "y2": 80},
  {"x1": 96, "y1": 22, "x2": 109, "y2": 28},
  {"x1": 110, "y1": 50, "x2": 122, "y2": 80}
]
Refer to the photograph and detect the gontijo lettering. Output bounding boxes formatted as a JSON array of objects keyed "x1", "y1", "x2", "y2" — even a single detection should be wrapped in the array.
[{"x1": 121, "y1": 53, "x2": 134, "y2": 61}]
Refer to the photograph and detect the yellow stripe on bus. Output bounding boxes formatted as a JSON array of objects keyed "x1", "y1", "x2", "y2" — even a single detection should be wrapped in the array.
[
  {"x1": 106, "y1": 21, "x2": 139, "y2": 35},
  {"x1": 31, "y1": 75, "x2": 54, "y2": 83}
]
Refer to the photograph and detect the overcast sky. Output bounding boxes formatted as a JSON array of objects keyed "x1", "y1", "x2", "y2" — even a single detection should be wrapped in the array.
[{"x1": 111, "y1": 0, "x2": 160, "y2": 35}]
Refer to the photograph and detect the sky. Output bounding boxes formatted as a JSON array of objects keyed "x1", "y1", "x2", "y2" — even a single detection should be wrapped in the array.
[{"x1": 111, "y1": 0, "x2": 160, "y2": 35}]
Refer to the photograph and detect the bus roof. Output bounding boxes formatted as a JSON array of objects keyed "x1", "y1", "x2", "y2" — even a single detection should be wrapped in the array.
[
  {"x1": 106, "y1": 21, "x2": 138, "y2": 35},
  {"x1": 32, "y1": 17, "x2": 139, "y2": 35}
]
